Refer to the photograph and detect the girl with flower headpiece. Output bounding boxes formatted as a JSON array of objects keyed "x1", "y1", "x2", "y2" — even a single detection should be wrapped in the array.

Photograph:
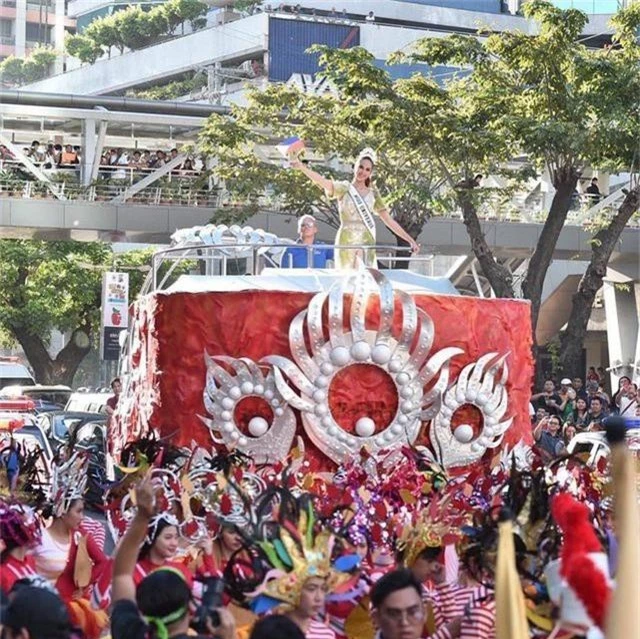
[
  {"x1": 0, "y1": 499, "x2": 41, "y2": 593},
  {"x1": 290, "y1": 147, "x2": 420, "y2": 269},
  {"x1": 31, "y1": 452, "x2": 108, "y2": 639}
]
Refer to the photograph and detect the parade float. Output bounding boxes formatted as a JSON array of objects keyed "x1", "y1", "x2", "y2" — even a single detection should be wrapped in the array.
[{"x1": 110, "y1": 224, "x2": 534, "y2": 473}]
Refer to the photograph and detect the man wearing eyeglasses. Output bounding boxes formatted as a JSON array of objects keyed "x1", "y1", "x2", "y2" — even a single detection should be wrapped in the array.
[
  {"x1": 281, "y1": 215, "x2": 334, "y2": 268},
  {"x1": 370, "y1": 569, "x2": 462, "y2": 639}
]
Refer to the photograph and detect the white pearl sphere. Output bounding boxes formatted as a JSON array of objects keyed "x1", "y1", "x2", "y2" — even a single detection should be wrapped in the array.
[
  {"x1": 322, "y1": 416, "x2": 333, "y2": 428},
  {"x1": 351, "y1": 341, "x2": 371, "y2": 362},
  {"x1": 253, "y1": 384, "x2": 264, "y2": 395},
  {"x1": 384, "y1": 430, "x2": 394, "y2": 441},
  {"x1": 229, "y1": 386, "x2": 241, "y2": 400},
  {"x1": 391, "y1": 424, "x2": 403, "y2": 435},
  {"x1": 471, "y1": 442, "x2": 481, "y2": 453},
  {"x1": 398, "y1": 415, "x2": 408, "y2": 425},
  {"x1": 396, "y1": 372, "x2": 410, "y2": 386},
  {"x1": 375, "y1": 437, "x2": 385, "y2": 447},
  {"x1": 315, "y1": 404, "x2": 328, "y2": 417},
  {"x1": 221, "y1": 397, "x2": 234, "y2": 410},
  {"x1": 327, "y1": 426, "x2": 338, "y2": 437},
  {"x1": 248, "y1": 416, "x2": 269, "y2": 437},
  {"x1": 355, "y1": 417, "x2": 376, "y2": 438},
  {"x1": 320, "y1": 362, "x2": 334, "y2": 375},
  {"x1": 264, "y1": 389, "x2": 274, "y2": 400},
  {"x1": 241, "y1": 381, "x2": 254, "y2": 395},
  {"x1": 389, "y1": 359, "x2": 403, "y2": 373},
  {"x1": 220, "y1": 410, "x2": 232, "y2": 422},
  {"x1": 330, "y1": 346, "x2": 350, "y2": 366},
  {"x1": 230, "y1": 431, "x2": 240, "y2": 440},
  {"x1": 400, "y1": 386, "x2": 414, "y2": 399},
  {"x1": 315, "y1": 375, "x2": 329, "y2": 388},
  {"x1": 371, "y1": 343, "x2": 392, "y2": 365},
  {"x1": 275, "y1": 407, "x2": 284, "y2": 417},
  {"x1": 238, "y1": 436, "x2": 248, "y2": 446},
  {"x1": 485, "y1": 416, "x2": 497, "y2": 427},
  {"x1": 466, "y1": 390, "x2": 478, "y2": 402},
  {"x1": 270, "y1": 399, "x2": 280, "y2": 407},
  {"x1": 222, "y1": 422, "x2": 234, "y2": 433},
  {"x1": 313, "y1": 390, "x2": 326, "y2": 403},
  {"x1": 484, "y1": 426, "x2": 495, "y2": 436},
  {"x1": 453, "y1": 424, "x2": 474, "y2": 443},
  {"x1": 401, "y1": 400, "x2": 414, "y2": 413},
  {"x1": 476, "y1": 393, "x2": 488, "y2": 406}
]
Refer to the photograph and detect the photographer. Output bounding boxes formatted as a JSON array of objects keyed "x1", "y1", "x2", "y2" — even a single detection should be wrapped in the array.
[{"x1": 110, "y1": 475, "x2": 237, "y2": 639}]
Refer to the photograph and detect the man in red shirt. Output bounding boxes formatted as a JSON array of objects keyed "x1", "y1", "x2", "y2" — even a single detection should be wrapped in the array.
[{"x1": 106, "y1": 377, "x2": 122, "y2": 418}]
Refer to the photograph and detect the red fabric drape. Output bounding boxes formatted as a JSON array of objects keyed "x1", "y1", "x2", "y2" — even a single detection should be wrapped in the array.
[{"x1": 113, "y1": 290, "x2": 533, "y2": 471}]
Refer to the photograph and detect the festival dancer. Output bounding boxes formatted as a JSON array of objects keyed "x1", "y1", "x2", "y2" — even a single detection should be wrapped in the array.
[
  {"x1": 31, "y1": 452, "x2": 108, "y2": 639},
  {"x1": 290, "y1": 148, "x2": 419, "y2": 269},
  {"x1": 0, "y1": 499, "x2": 41, "y2": 593}
]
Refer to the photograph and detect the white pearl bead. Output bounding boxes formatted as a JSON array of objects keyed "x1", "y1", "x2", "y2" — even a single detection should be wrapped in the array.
[
  {"x1": 253, "y1": 384, "x2": 264, "y2": 395},
  {"x1": 315, "y1": 404, "x2": 328, "y2": 417},
  {"x1": 371, "y1": 343, "x2": 392, "y2": 365},
  {"x1": 351, "y1": 341, "x2": 371, "y2": 362},
  {"x1": 274, "y1": 407, "x2": 284, "y2": 417},
  {"x1": 241, "y1": 381, "x2": 254, "y2": 395},
  {"x1": 322, "y1": 416, "x2": 333, "y2": 428},
  {"x1": 330, "y1": 346, "x2": 350, "y2": 366},
  {"x1": 375, "y1": 437, "x2": 385, "y2": 446},
  {"x1": 315, "y1": 375, "x2": 329, "y2": 388},
  {"x1": 264, "y1": 389, "x2": 274, "y2": 400},
  {"x1": 401, "y1": 400, "x2": 414, "y2": 413},
  {"x1": 229, "y1": 386, "x2": 241, "y2": 399},
  {"x1": 320, "y1": 362, "x2": 334, "y2": 375},
  {"x1": 466, "y1": 390, "x2": 478, "y2": 402},
  {"x1": 270, "y1": 399, "x2": 280, "y2": 407},
  {"x1": 389, "y1": 359, "x2": 403, "y2": 373},
  {"x1": 230, "y1": 431, "x2": 239, "y2": 440},
  {"x1": 398, "y1": 415, "x2": 408, "y2": 425},
  {"x1": 313, "y1": 390, "x2": 326, "y2": 403},
  {"x1": 391, "y1": 424, "x2": 402, "y2": 435},
  {"x1": 327, "y1": 426, "x2": 337, "y2": 436},
  {"x1": 384, "y1": 430, "x2": 394, "y2": 441},
  {"x1": 220, "y1": 410, "x2": 232, "y2": 421},
  {"x1": 396, "y1": 372, "x2": 411, "y2": 386},
  {"x1": 248, "y1": 417, "x2": 269, "y2": 437},
  {"x1": 355, "y1": 417, "x2": 376, "y2": 438},
  {"x1": 238, "y1": 436, "x2": 248, "y2": 446},
  {"x1": 221, "y1": 397, "x2": 234, "y2": 410},
  {"x1": 453, "y1": 424, "x2": 474, "y2": 443},
  {"x1": 222, "y1": 422, "x2": 234, "y2": 433},
  {"x1": 400, "y1": 387, "x2": 414, "y2": 399}
]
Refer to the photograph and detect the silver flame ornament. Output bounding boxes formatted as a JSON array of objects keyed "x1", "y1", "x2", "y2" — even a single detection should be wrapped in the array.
[
  {"x1": 200, "y1": 355, "x2": 297, "y2": 463},
  {"x1": 430, "y1": 353, "x2": 513, "y2": 467},
  {"x1": 262, "y1": 268, "x2": 464, "y2": 466}
]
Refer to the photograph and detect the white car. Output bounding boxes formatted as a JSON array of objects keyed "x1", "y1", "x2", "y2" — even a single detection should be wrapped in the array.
[{"x1": 566, "y1": 427, "x2": 640, "y2": 467}]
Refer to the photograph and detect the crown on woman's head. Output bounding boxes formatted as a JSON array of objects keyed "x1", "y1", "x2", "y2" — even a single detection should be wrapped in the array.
[{"x1": 356, "y1": 147, "x2": 377, "y2": 165}]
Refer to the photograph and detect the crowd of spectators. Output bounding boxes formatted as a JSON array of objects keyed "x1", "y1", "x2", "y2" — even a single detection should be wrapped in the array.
[
  {"x1": 0, "y1": 141, "x2": 201, "y2": 179},
  {"x1": 531, "y1": 367, "x2": 639, "y2": 461}
]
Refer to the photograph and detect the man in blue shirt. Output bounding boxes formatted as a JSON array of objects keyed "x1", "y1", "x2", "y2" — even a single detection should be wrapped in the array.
[{"x1": 281, "y1": 215, "x2": 334, "y2": 269}]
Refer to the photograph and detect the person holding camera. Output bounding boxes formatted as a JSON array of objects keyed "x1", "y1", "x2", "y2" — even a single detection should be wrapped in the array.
[{"x1": 110, "y1": 475, "x2": 237, "y2": 639}]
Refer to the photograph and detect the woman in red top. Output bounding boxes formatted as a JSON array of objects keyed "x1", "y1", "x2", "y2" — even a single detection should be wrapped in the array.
[{"x1": 0, "y1": 499, "x2": 41, "y2": 594}]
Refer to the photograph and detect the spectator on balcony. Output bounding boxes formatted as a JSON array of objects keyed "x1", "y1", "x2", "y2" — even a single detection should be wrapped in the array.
[
  {"x1": 366, "y1": 10, "x2": 375, "y2": 22},
  {"x1": 149, "y1": 150, "x2": 167, "y2": 169},
  {"x1": 586, "y1": 177, "x2": 601, "y2": 202},
  {"x1": 129, "y1": 150, "x2": 144, "y2": 169},
  {"x1": 52, "y1": 144, "x2": 62, "y2": 166},
  {"x1": 0, "y1": 144, "x2": 14, "y2": 161},
  {"x1": 61, "y1": 144, "x2": 78, "y2": 165},
  {"x1": 181, "y1": 158, "x2": 196, "y2": 175},
  {"x1": 170, "y1": 148, "x2": 181, "y2": 173}
]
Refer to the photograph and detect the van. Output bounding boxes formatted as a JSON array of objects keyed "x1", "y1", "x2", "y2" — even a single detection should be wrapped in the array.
[
  {"x1": 0, "y1": 358, "x2": 35, "y2": 390},
  {"x1": 64, "y1": 392, "x2": 111, "y2": 414}
]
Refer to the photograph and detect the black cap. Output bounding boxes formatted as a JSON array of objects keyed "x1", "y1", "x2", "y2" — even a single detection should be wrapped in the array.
[{"x1": 0, "y1": 586, "x2": 72, "y2": 638}]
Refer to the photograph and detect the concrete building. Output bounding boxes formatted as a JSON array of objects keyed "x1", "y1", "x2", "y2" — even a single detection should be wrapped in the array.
[{"x1": 0, "y1": 0, "x2": 75, "y2": 72}]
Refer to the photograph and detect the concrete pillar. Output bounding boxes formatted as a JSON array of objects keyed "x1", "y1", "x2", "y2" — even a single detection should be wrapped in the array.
[
  {"x1": 81, "y1": 119, "x2": 97, "y2": 186},
  {"x1": 603, "y1": 279, "x2": 640, "y2": 387},
  {"x1": 15, "y1": 0, "x2": 26, "y2": 58},
  {"x1": 53, "y1": 0, "x2": 65, "y2": 74}
]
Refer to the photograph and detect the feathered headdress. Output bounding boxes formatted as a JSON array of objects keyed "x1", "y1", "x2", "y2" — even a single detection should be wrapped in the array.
[
  {"x1": 0, "y1": 498, "x2": 41, "y2": 549},
  {"x1": 50, "y1": 452, "x2": 89, "y2": 517}
]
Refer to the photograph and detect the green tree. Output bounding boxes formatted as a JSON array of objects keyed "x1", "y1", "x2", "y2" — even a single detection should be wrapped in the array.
[
  {"x1": 0, "y1": 47, "x2": 56, "y2": 86},
  {"x1": 0, "y1": 241, "x2": 152, "y2": 385},
  {"x1": 65, "y1": 33, "x2": 102, "y2": 64}
]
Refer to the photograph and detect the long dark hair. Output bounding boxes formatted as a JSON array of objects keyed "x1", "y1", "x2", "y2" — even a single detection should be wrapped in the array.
[{"x1": 138, "y1": 517, "x2": 177, "y2": 560}]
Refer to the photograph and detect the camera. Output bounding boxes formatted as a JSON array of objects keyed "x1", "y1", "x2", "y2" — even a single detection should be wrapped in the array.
[{"x1": 191, "y1": 577, "x2": 225, "y2": 634}]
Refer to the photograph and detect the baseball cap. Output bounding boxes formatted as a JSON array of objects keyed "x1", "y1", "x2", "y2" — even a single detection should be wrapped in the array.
[
  {"x1": 0, "y1": 586, "x2": 73, "y2": 639},
  {"x1": 560, "y1": 378, "x2": 572, "y2": 385}
]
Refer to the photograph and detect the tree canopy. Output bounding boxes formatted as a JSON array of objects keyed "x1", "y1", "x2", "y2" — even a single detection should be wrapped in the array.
[
  {"x1": 0, "y1": 241, "x2": 152, "y2": 385},
  {"x1": 66, "y1": 0, "x2": 208, "y2": 63},
  {"x1": 0, "y1": 47, "x2": 57, "y2": 87}
]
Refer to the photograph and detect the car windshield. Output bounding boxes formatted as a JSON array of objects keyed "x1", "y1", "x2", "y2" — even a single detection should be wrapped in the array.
[
  {"x1": 54, "y1": 416, "x2": 84, "y2": 440},
  {"x1": 24, "y1": 390, "x2": 71, "y2": 407}
]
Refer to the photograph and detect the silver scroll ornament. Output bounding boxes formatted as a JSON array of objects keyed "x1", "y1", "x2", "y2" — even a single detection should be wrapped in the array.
[
  {"x1": 262, "y1": 267, "x2": 463, "y2": 466},
  {"x1": 199, "y1": 355, "x2": 297, "y2": 464},
  {"x1": 429, "y1": 352, "x2": 513, "y2": 468}
]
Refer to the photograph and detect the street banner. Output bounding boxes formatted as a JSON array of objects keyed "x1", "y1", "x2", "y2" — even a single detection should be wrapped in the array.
[{"x1": 100, "y1": 272, "x2": 129, "y2": 361}]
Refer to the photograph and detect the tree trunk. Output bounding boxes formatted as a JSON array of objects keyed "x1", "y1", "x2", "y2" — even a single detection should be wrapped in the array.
[
  {"x1": 522, "y1": 168, "x2": 579, "y2": 337},
  {"x1": 457, "y1": 188, "x2": 515, "y2": 298},
  {"x1": 11, "y1": 325, "x2": 92, "y2": 386},
  {"x1": 559, "y1": 186, "x2": 640, "y2": 377}
]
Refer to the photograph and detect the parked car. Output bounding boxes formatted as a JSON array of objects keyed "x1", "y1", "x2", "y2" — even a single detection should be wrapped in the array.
[
  {"x1": 65, "y1": 392, "x2": 111, "y2": 414},
  {"x1": 0, "y1": 385, "x2": 72, "y2": 413},
  {"x1": 0, "y1": 415, "x2": 53, "y2": 496},
  {"x1": 0, "y1": 357, "x2": 34, "y2": 390},
  {"x1": 36, "y1": 411, "x2": 105, "y2": 447}
]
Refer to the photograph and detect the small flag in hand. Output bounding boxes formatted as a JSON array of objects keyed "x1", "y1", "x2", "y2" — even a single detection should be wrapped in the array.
[{"x1": 276, "y1": 136, "x2": 305, "y2": 158}]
